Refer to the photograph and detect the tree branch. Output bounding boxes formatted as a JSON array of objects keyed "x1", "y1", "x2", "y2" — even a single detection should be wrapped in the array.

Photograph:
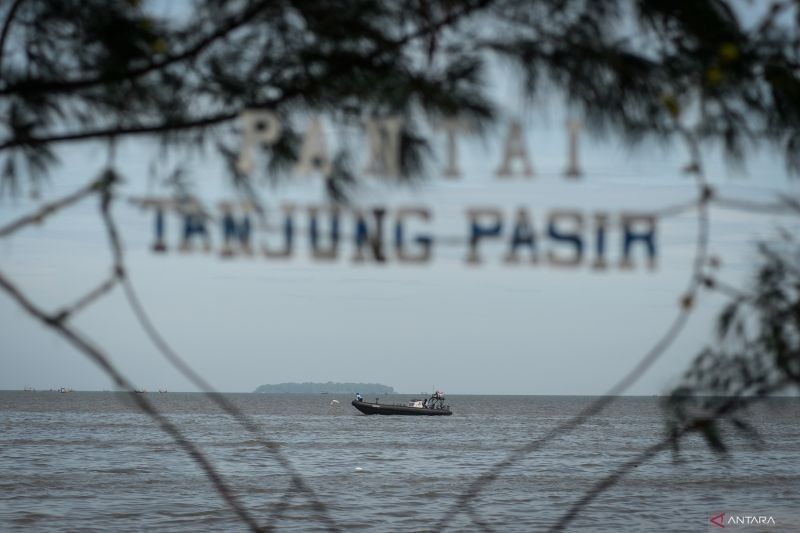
[
  {"x1": 436, "y1": 306, "x2": 696, "y2": 531},
  {"x1": 0, "y1": 0, "x2": 25, "y2": 75},
  {"x1": 0, "y1": 0, "x2": 274, "y2": 96},
  {"x1": 712, "y1": 195, "x2": 800, "y2": 215},
  {"x1": 438, "y1": 119, "x2": 712, "y2": 531},
  {"x1": 52, "y1": 274, "x2": 118, "y2": 323},
  {"x1": 0, "y1": 0, "x2": 494, "y2": 153},
  {"x1": 99, "y1": 181, "x2": 339, "y2": 530},
  {"x1": 0, "y1": 175, "x2": 102, "y2": 237},
  {"x1": 0, "y1": 267, "x2": 267, "y2": 532},
  {"x1": 119, "y1": 275, "x2": 340, "y2": 530},
  {"x1": 549, "y1": 378, "x2": 792, "y2": 532},
  {"x1": 0, "y1": 111, "x2": 238, "y2": 152},
  {"x1": 549, "y1": 436, "x2": 676, "y2": 532}
]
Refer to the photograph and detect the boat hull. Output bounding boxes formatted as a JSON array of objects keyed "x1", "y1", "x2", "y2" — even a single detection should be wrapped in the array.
[{"x1": 351, "y1": 400, "x2": 452, "y2": 416}]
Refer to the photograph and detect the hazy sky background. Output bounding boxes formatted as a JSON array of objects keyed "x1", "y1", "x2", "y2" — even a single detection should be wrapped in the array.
[{"x1": 2, "y1": 5, "x2": 799, "y2": 395}]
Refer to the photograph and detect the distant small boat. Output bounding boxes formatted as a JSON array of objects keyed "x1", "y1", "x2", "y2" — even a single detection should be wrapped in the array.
[
  {"x1": 134, "y1": 389, "x2": 146, "y2": 394},
  {"x1": 58, "y1": 387, "x2": 72, "y2": 393},
  {"x1": 158, "y1": 389, "x2": 168, "y2": 393},
  {"x1": 352, "y1": 391, "x2": 452, "y2": 416}
]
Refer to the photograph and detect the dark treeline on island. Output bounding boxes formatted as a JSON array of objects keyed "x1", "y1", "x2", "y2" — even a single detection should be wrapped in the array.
[{"x1": 253, "y1": 382, "x2": 394, "y2": 394}]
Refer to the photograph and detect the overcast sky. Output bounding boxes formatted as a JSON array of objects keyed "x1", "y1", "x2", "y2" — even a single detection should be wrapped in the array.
[{"x1": 2, "y1": 7, "x2": 799, "y2": 395}]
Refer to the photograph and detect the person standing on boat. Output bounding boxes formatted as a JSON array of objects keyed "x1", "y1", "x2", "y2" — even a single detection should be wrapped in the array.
[{"x1": 355, "y1": 392, "x2": 363, "y2": 402}]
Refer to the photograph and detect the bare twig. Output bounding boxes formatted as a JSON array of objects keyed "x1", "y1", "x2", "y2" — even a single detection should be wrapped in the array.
[
  {"x1": 548, "y1": 378, "x2": 791, "y2": 531},
  {"x1": 0, "y1": 176, "x2": 102, "y2": 238},
  {"x1": 0, "y1": 0, "x2": 274, "y2": 96},
  {"x1": 0, "y1": 0, "x2": 25, "y2": 75},
  {"x1": 99, "y1": 178, "x2": 339, "y2": 530},
  {"x1": 0, "y1": 0, "x2": 492, "y2": 153},
  {"x1": 436, "y1": 306, "x2": 695, "y2": 530},
  {"x1": 97, "y1": 170, "x2": 124, "y2": 274},
  {"x1": 438, "y1": 120, "x2": 712, "y2": 531},
  {"x1": 0, "y1": 111, "x2": 239, "y2": 152},
  {"x1": 0, "y1": 267, "x2": 267, "y2": 532},
  {"x1": 549, "y1": 436, "x2": 675, "y2": 532},
  {"x1": 119, "y1": 275, "x2": 340, "y2": 530},
  {"x1": 52, "y1": 274, "x2": 118, "y2": 322},
  {"x1": 701, "y1": 275, "x2": 747, "y2": 300},
  {"x1": 544, "y1": 126, "x2": 781, "y2": 532},
  {"x1": 0, "y1": 170, "x2": 272, "y2": 531},
  {"x1": 652, "y1": 198, "x2": 700, "y2": 219},
  {"x1": 712, "y1": 195, "x2": 800, "y2": 216}
]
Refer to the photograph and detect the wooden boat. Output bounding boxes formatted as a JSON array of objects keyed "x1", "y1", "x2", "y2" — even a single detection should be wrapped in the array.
[{"x1": 351, "y1": 391, "x2": 452, "y2": 416}]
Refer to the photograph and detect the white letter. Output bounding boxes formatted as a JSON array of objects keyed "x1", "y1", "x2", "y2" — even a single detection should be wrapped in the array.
[
  {"x1": 564, "y1": 119, "x2": 583, "y2": 178},
  {"x1": 436, "y1": 118, "x2": 469, "y2": 179},
  {"x1": 495, "y1": 120, "x2": 533, "y2": 178},
  {"x1": 237, "y1": 110, "x2": 282, "y2": 174},
  {"x1": 363, "y1": 117, "x2": 403, "y2": 178}
]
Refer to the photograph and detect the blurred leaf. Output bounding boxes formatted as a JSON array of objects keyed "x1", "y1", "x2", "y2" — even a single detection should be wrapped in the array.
[{"x1": 717, "y1": 299, "x2": 741, "y2": 339}]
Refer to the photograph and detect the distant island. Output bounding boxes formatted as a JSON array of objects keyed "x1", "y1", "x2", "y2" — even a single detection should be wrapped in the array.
[{"x1": 253, "y1": 382, "x2": 395, "y2": 394}]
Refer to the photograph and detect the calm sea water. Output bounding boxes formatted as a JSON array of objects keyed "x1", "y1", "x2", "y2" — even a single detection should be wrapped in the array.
[{"x1": 0, "y1": 392, "x2": 798, "y2": 532}]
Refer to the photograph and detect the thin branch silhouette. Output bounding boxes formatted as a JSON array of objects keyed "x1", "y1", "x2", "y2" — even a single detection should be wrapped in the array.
[
  {"x1": 96, "y1": 171, "x2": 339, "y2": 530},
  {"x1": 700, "y1": 275, "x2": 748, "y2": 300},
  {"x1": 712, "y1": 195, "x2": 800, "y2": 216},
  {"x1": 1, "y1": 2, "x2": 799, "y2": 528},
  {"x1": 437, "y1": 122, "x2": 712, "y2": 530},
  {"x1": 0, "y1": 177, "x2": 102, "y2": 237},
  {"x1": 0, "y1": 0, "x2": 25, "y2": 75},
  {"x1": 438, "y1": 305, "x2": 697, "y2": 529},
  {"x1": 119, "y1": 267, "x2": 340, "y2": 530},
  {"x1": 0, "y1": 265, "x2": 267, "y2": 532},
  {"x1": 3, "y1": 160, "x2": 792, "y2": 532},
  {"x1": 1, "y1": 138, "x2": 796, "y2": 531},
  {"x1": 550, "y1": 437, "x2": 674, "y2": 532},
  {"x1": 53, "y1": 274, "x2": 119, "y2": 322},
  {"x1": 0, "y1": 175, "x2": 273, "y2": 531},
  {"x1": 0, "y1": 0, "x2": 274, "y2": 96},
  {"x1": 548, "y1": 378, "x2": 791, "y2": 532},
  {"x1": 0, "y1": 111, "x2": 240, "y2": 152},
  {"x1": 0, "y1": 0, "x2": 492, "y2": 153}
]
